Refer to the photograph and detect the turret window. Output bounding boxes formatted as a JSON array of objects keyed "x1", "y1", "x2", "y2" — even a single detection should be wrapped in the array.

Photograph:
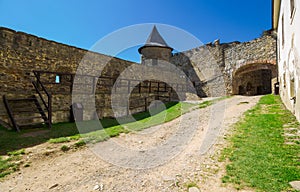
[{"x1": 55, "y1": 75, "x2": 61, "y2": 83}]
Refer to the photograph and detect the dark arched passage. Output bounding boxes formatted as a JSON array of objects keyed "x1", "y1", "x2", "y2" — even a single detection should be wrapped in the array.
[{"x1": 232, "y1": 63, "x2": 277, "y2": 95}]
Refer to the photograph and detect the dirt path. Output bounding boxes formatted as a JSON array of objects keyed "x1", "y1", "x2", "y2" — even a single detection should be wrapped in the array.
[{"x1": 0, "y1": 96, "x2": 261, "y2": 192}]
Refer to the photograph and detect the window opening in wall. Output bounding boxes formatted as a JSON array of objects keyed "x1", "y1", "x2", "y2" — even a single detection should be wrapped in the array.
[
  {"x1": 55, "y1": 75, "x2": 61, "y2": 84},
  {"x1": 152, "y1": 58, "x2": 158, "y2": 66}
]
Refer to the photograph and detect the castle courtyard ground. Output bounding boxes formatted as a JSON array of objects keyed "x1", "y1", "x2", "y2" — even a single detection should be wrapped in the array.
[{"x1": 0, "y1": 96, "x2": 262, "y2": 192}]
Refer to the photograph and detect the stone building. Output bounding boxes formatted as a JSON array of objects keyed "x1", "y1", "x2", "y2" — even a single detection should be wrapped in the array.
[
  {"x1": 0, "y1": 25, "x2": 277, "y2": 130},
  {"x1": 273, "y1": 0, "x2": 300, "y2": 122},
  {"x1": 138, "y1": 25, "x2": 173, "y2": 65}
]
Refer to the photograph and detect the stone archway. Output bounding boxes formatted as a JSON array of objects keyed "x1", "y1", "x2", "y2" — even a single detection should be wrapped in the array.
[{"x1": 232, "y1": 62, "x2": 277, "y2": 95}]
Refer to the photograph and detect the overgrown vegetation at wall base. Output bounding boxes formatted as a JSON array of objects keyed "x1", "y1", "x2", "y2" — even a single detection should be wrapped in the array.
[{"x1": 221, "y1": 95, "x2": 300, "y2": 191}]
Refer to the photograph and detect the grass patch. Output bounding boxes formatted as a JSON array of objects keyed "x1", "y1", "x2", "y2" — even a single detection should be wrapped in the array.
[
  {"x1": 74, "y1": 140, "x2": 86, "y2": 148},
  {"x1": 221, "y1": 95, "x2": 300, "y2": 191},
  {"x1": 7, "y1": 149, "x2": 25, "y2": 156},
  {"x1": 185, "y1": 181, "x2": 198, "y2": 188},
  {"x1": 0, "y1": 157, "x2": 17, "y2": 178},
  {"x1": 60, "y1": 145, "x2": 70, "y2": 152},
  {"x1": 199, "y1": 100, "x2": 213, "y2": 108},
  {"x1": 0, "y1": 149, "x2": 26, "y2": 178},
  {"x1": 49, "y1": 137, "x2": 72, "y2": 143},
  {"x1": 48, "y1": 135, "x2": 81, "y2": 143},
  {"x1": 199, "y1": 96, "x2": 231, "y2": 108}
]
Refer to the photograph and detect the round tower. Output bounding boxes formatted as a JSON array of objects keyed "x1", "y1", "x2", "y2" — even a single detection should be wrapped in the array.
[{"x1": 138, "y1": 26, "x2": 173, "y2": 66}]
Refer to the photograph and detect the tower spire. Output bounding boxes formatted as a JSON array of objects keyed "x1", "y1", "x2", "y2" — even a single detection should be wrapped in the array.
[
  {"x1": 138, "y1": 25, "x2": 173, "y2": 65},
  {"x1": 138, "y1": 25, "x2": 173, "y2": 54},
  {"x1": 145, "y1": 25, "x2": 169, "y2": 47}
]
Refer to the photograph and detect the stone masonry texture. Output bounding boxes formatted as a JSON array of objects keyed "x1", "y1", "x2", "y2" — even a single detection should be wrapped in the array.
[{"x1": 0, "y1": 27, "x2": 277, "y2": 128}]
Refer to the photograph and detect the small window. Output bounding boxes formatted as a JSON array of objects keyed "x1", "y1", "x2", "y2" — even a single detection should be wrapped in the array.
[
  {"x1": 152, "y1": 59, "x2": 158, "y2": 66},
  {"x1": 55, "y1": 75, "x2": 60, "y2": 83}
]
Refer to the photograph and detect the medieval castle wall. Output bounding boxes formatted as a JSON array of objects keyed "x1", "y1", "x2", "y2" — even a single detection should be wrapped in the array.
[
  {"x1": 0, "y1": 27, "x2": 277, "y2": 128},
  {"x1": 171, "y1": 31, "x2": 277, "y2": 96}
]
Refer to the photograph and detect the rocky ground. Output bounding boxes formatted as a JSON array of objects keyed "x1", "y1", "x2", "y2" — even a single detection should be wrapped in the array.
[{"x1": 0, "y1": 96, "x2": 261, "y2": 192}]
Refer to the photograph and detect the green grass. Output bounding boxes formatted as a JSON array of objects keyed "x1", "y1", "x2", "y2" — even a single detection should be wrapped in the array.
[
  {"x1": 0, "y1": 150, "x2": 24, "y2": 178},
  {"x1": 0, "y1": 157, "x2": 17, "y2": 178},
  {"x1": 185, "y1": 181, "x2": 199, "y2": 189},
  {"x1": 49, "y1": 137, "x2": 72, "y2": 143},
  {"x1": 199, "y1": 96, "x2": 231, "y2": 108},
  {"x1": 74, "y1": 140, "x2": 86, "y2": 148},
  {"x1": 0, "y1": 149, "x2": 26, "y2": 178},
  {"x1": 221, "y1": 95, "x2": 300, "y2": 191},
  {"x1": 7, "y1": 149, "x2": 25, "y2": 156},
  {"x1": 199, "y1": 100, "x2": 213, "y2": 108},
  {"x1": 60, "y1": 145, "x2": 70, "y2": 152}
]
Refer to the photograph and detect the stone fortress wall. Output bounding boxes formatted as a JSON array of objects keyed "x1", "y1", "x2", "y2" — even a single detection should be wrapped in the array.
[
  {"x1": 0, "y1": 27, "x2": 127, "y2": 124},
  {"x1": 0, "y1": 27, "x2": 185, "y2": 127},
  {"x1": 171, "y1": 30, "x2": 277, "y2": 97},
  {"x1": 0, "y1": 27, "x2": 277, "y2": 128}
]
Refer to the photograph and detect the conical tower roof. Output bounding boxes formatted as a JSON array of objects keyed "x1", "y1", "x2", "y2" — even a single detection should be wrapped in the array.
[{"x1": 138, "y1": 26, "x2": 173, "y2": 53}]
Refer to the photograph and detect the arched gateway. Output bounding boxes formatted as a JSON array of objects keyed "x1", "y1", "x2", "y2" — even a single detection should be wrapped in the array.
[{"x1": 232, "y1": 61, "x2": 277, "y2": 95}]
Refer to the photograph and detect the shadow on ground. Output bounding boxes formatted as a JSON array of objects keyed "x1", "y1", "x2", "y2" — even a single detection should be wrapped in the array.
[{"x1": 0, "y1": 102, "x2": 178, "y2": 155}]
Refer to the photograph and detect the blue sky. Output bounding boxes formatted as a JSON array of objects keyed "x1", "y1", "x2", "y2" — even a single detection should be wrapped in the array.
[{"x1": 0, "y1": 0, "x2": 272, "y2": 62}]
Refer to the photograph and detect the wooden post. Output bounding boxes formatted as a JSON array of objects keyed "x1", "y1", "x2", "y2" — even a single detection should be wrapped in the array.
[
  {"x1": 3, "y1": 95, "x2": 20, "y2": 132},
  {"x1": 48, "y1": 94, "x2": 52, "y2": 129},
  {"x1": 36, "y1": 71, "x2": 40, "y2": 90}
]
